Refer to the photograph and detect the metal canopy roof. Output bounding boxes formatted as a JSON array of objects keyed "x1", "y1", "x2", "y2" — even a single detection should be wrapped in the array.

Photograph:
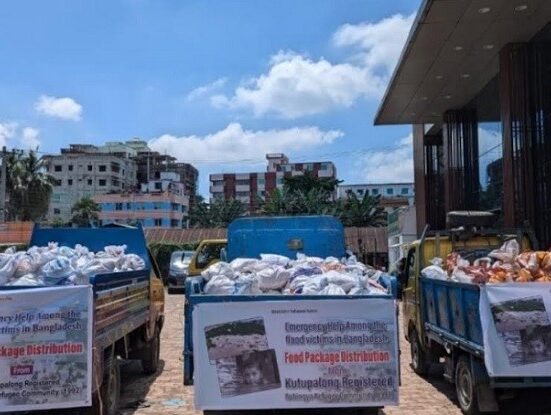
[{"x1": 374, "y1": 0, "x2": 551, "y2": 125}]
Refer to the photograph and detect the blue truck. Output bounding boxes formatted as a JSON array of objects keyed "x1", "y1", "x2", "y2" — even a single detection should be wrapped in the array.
[
  {"x1": 0, "y1": 225, "x2": 165, "y2": 415},
  {"x1": 184, "y1": 216, "x2": 398, "y2": 414},
  {"x1": 401, "y1": 225, "x2": 551, "y2": 415}
]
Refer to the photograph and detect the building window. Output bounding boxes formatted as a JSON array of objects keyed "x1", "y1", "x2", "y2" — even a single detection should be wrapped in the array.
[
  {"x1": 111, "y1": 163, "x2": 120, "y2": 173},
  {"x1": 236, "y1": 179, "x2": 250, "y2": 186},
  {"x1": 155, "y1": 182, "x2": 162, "y2": 190},
  {"x1": 387, "y1": 188, "x2": 394, "y2": 195},
  {"x1": 87, "y1": 165, "x2": 93, "y2": 171},
  {"x1": 257, "y1": 178, "x2": 265, "y2": 185},
  {"x1": 99, "y1": 165, "x2": 106, "y2": 172},
  {"x1": 401, "y1": 187, "x2": 409, "y2": 195},
  {"x1": 99, "y1": 179, "x2": 106, "y2": 187},
  {"x1": 372, "y1": 189, "x2": 379, "y2": 195},
  {"x1": 53, "y1": 208, "x2": 61, "y2": 215},
  {"x1": 276, "y1": 177, "x2": 284, "y2": 186},
  {"x1": 171, "y1": 219, "x2": 179, "y2": 227},
  {"x1": 115, "y1": 203, "x2": 123, "y2": 211},
  {"x1": 54, "y1": 179, "x2": 62, "y2": 186},
  {"x1": 320, "y1": 163, "x2": 329, "y2": 171},
  {"x1": 87, "y1": 179, "x2": 93, "y2": 186},
  {"x1": 112, "y1": 179, "x2": 120, "y2": 187},
  {"x1": 68, "y1": 165, "x2": 73, "y2": 171},
  {"x1": 171, "y1": 203, "x2": 180, "y2": 211},
  {"x1": 236, "y1": 191, "x2": 249, "y2": 197},
  {"x1": 126, "y1": 203, "x2": 131, "y2": 210},
  {"x1": 54, "y1": 165, "x2": 62, "y2": 172},
  {"x1": 154, "y1": 218, "x2": 162, "y2": 227},
  {"x1": 68, "y1": 179, "x2": 73, "y2": 186},
  {"x1": 357, "y1": 189, "x2": 364, "y2": 195}
]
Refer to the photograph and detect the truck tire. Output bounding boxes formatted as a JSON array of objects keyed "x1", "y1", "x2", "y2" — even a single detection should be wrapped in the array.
[
  {"x1": 142, "y1": 328, "x2": 160, "y2": 375},
  {"x1": 93, "y1": 355, "x2": 120, "y2": 415},
  {"x1": 410, "y1": 328, "x2": 429, "y2": 376},
  {"x1": 455, "y1": 355, "x2": 480, "y2": 415}
]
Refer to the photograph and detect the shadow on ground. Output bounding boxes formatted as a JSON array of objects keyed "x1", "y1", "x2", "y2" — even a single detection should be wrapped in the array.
[{"x1": 118, "y1": 359, "x2": 166, "y2": 414}]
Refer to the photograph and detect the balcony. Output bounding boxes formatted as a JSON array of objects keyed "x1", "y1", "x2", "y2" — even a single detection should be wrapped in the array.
[
  {"x1": 210, "y1": 184, "x2": 224, "y2": 193},
  {"x1": 235, "y1": 184, "x2": 250, "y2": 192}
]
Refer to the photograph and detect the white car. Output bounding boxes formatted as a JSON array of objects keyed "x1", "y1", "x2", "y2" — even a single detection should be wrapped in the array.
[{"x1": 167, "y1": 250, "x2": 194, "y2": 293}]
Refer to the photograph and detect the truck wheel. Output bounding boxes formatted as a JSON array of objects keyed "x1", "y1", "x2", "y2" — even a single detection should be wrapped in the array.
[
  {"x1": 455, "y1": 355, "x2": 480, "y2": 415},
  {"x1": 410, "y1": 328, "x2": 429, "y2": 376},
  {"x1": 142, "y1": 329, "x2": 161, "y2": 375}
]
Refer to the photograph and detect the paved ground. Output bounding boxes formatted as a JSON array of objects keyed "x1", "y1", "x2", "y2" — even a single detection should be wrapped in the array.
[{"x1": 118, "y1": 292, "x2": 551, "y2": 415}]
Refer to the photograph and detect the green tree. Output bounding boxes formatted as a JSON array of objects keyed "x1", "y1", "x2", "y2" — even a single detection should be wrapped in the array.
[
  {"x1": 6, "y1": 150, "x2": 56, "y2": 221},
  {"x1": 339, "y1": 192, "x2": 387, "y2": 227},
  {"x1": 71, "y1": 196, "x2": 101, "y2": 227},
  {"x1": 189, "y1": 195, "x2": 213, "y2": 228},
  {"x1": 209, "y1": 198, "x2": 246, "y2": 227}
]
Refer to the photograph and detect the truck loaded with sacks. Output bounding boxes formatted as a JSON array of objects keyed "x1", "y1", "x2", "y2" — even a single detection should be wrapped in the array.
[
  {"x1": 184, "y1": 215, "x2": 399, "y2": 414},
  {"x1": 0, "y1": 224, "x2": 164, "y2": 415},
  {"x1": 401, "y1": 211, "x2": 551, "y2": 415}
]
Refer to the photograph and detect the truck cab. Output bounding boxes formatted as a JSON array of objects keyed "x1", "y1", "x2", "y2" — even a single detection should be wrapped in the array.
[{"x1": 188, "y1": 239, "x2": 227, "y2": 276}]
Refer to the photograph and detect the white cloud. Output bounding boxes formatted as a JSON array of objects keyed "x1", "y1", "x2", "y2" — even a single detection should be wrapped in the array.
[
  {"x1": 148, "y1": 122, "x2": 343, "y2": 164},
  {"x1": 35, "y1": 95, "x2": 83, "y2": 121},
  {"x1": 186, "y1": 78, "x2": 227, "y2": 101},
  {"x1": 0, "y1": 122, "x2": 17, "y2": 148},
  {"x1": 214, "y1": 13, "x2": 414, "y2": 119},
  {"x1": 357, "y1": 134, "x2": 413, "y2": 183},
  {"x1": 20, "y1": 127, "x2": 40, "y2": 150},
  {"x1": 332, "y1": 13, "x2": 415, "y2": 75}
]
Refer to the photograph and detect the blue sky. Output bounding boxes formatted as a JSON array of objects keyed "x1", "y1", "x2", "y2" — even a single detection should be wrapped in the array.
[{"x1": 0, "y1": 0, "x2": 421, "y2": 197}]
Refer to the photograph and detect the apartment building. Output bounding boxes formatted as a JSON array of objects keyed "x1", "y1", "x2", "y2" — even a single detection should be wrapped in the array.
[
  {"x1": 337, "y1": 183, "x2": 415, "y2": 204},
  {"x1": 209, "y1": 153, "x2": 337, "y2": 209},
  {"x1": 44, "y1": 146, "x2": 138, "y2": 223},
  {"x1": 94, "y1": 172, "x2": 189, "y2": 228}
]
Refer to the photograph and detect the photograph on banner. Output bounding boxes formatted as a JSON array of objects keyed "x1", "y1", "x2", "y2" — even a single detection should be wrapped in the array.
[
  {"x1": 205, "y1": 317, "x2": 269, "y2": 362},
  {"x1": 215, "y1": 349, "x2": 281, "y2": 397},
  {"x1": 490, "y1": 295, "x2": 551, "y2": 366}
]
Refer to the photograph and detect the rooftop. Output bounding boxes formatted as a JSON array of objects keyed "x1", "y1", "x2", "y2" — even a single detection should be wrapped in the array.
[{"x1": 375, "y1": 0, "x2": 551, "y2": 125}]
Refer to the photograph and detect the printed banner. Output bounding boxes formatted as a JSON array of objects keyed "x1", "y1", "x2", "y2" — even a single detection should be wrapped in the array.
[
  {"x1": 192, "y1": 299, "x2": 399, "y2": 410},
  {"x1": 480, "y1": 283, "x2": 551, "y2": 377},
  {"x1": 0, "y1": 286, "x2": 93, "y2": 412}
]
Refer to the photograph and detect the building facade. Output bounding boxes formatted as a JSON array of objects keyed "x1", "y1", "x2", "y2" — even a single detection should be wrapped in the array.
[
  {"x1": 375, "y1": 0, "x2": 551, "y2": 248},
  {"x1": 44, "y1": 146, "x2": 137, "y2": 223},
  {"x1": 209, "y1": 153, "x2": 337, "y2": 209},
  {"x1": 337, "y1": 183, "x2": 415, "y2": 204},
  {"x1": 94, "y1": 173, "x2": 189, "y2": 228}
]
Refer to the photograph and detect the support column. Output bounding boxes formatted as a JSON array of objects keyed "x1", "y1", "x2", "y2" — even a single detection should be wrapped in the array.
[
  {"x1": 500, "y1": 43, "x2": 551, "y2": 248},
  {"x1": 443, "y1": 110, "x2": 480, "y2": 213}
]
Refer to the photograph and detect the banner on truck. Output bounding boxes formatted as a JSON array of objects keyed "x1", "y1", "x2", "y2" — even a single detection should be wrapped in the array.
[
  {"x1": 480, "y1": 283, "x2": 551, "y2": 377},
  {"x1": 192, "y1": 299, "x2": 399, "y2": 410},
  {"x1": 0, "y1": 285, "x2": 93, "y2": 412}
]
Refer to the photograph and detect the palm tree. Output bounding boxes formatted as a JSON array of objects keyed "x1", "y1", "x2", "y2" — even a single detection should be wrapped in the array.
[
  {"x1": 71, "y1": 197, "x2": 101, "y2": 227},
  {"x1": 339, "y1": 192, "x2": 387, "y2": 227},
  {"x1": 6, "y1": 150, "x2": 56, "y2": 221}
]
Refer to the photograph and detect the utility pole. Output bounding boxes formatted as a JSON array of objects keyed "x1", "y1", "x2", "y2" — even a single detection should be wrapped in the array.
[{"x1": 0, "y1": 147, "x2": 7, "y2": 223}]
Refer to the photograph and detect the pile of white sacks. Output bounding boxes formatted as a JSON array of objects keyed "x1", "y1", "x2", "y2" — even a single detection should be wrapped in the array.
[
  {"x1": 0, "y1": 243, "x2": 145, "y2": 287},
  {"x1": 202, "y1": 253, "x2": 389, "y2": 296}
]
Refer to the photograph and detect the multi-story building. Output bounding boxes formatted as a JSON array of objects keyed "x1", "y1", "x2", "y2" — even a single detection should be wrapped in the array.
[
  {"x1": 337, "y1": 183, "x2": 415, "y2": 205},
  {"x1": 374, "y1": 0, "x2": 551, "y2": 248},
  {"x1": 94, "y1": 172, "x2": 189, "y2": 228},
  {"x1": 209, "y1": 153, "x2": 337, "y2": 210},
  {"x1": 44, "y1": 145, "x2": 138, "y2": 223}
]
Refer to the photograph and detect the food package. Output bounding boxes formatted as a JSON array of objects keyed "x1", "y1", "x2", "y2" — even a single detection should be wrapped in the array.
[
  {"x1": 234, "y1": 274, "x2": 262, "y2": 295},
  {"x1": 256, "y1": 266, "x2": 291, "y2": 291},
  {"x1": 201, "y1": 261, "x2": 235, "y2": 281},
  {"x1": 203, "y1": 274, "x2": 236, "y2": 295},
  {"x1": 230, "y1": 258, "x2": 259, "y2": 272},
  {"x1": 421, "y1": 265, "x2": 447, "y2": 280},
  {"x1": 318, "y1": 284, "x2": 346, "y2": 295},
  {"x1": 260, "y1": 254, "x2": 290, "y2": 267},
  {"x1": 324, "y1": 270, "x2": 358, "y2": 293}
]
